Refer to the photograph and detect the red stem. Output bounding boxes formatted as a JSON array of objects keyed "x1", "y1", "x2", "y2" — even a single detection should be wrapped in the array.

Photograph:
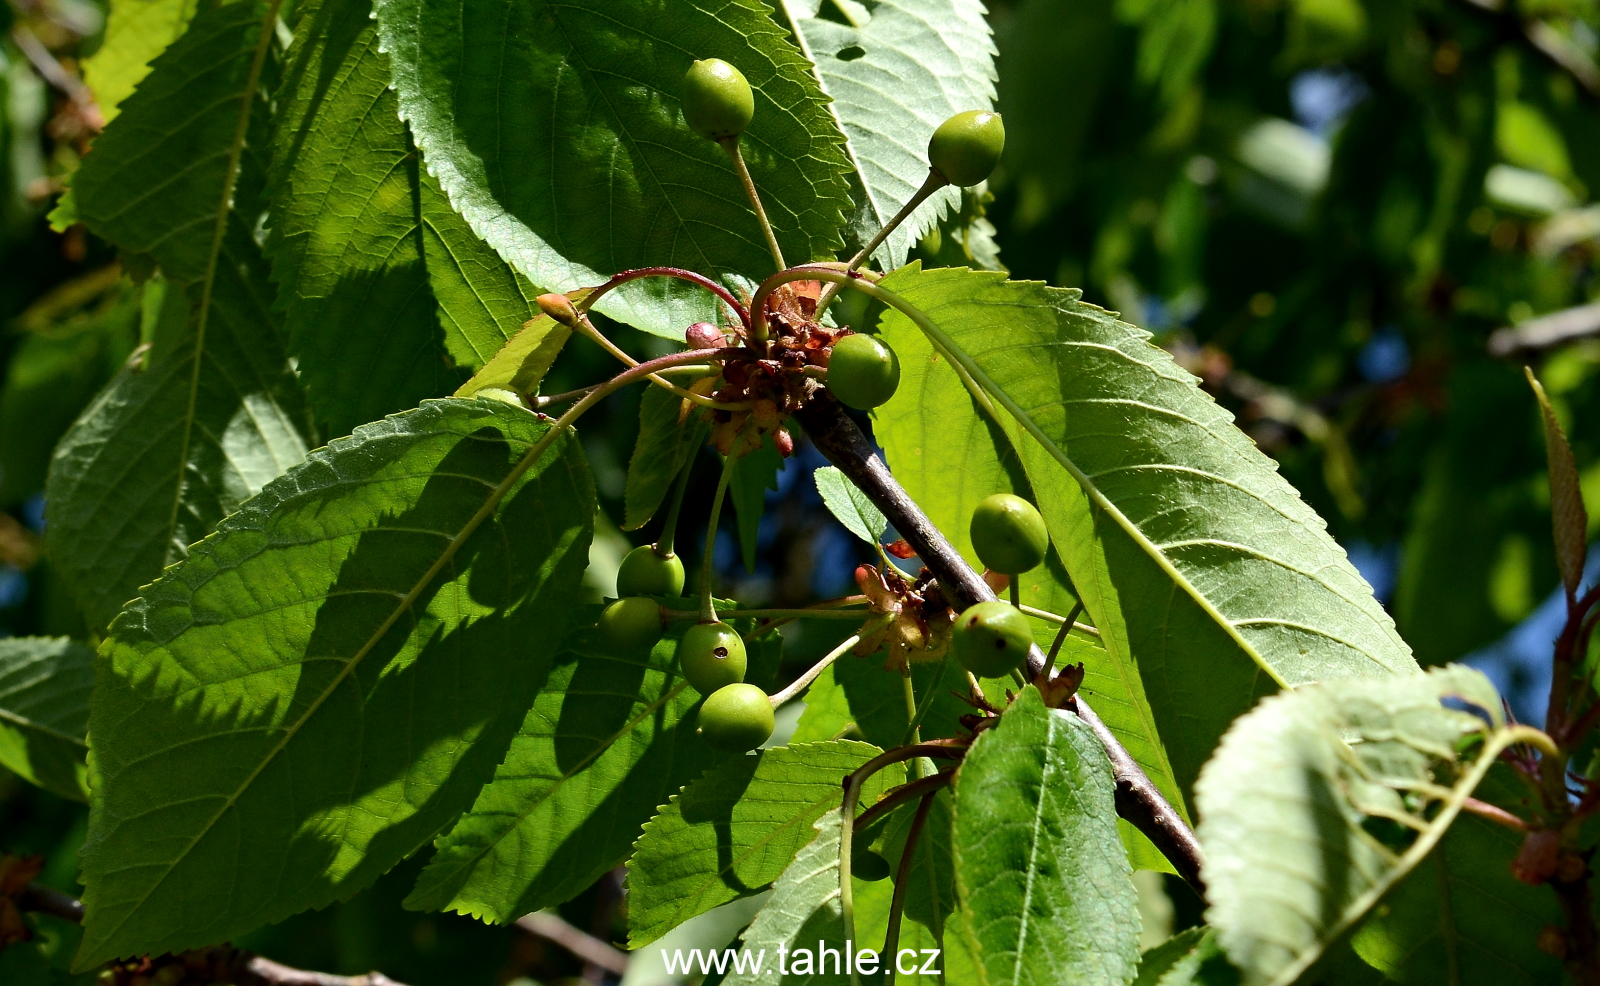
[{"x1": 577, "y1": 267, "x2": 750, "y2": 329}]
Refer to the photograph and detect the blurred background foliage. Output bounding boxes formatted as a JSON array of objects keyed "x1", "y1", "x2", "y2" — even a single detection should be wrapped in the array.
[{"x1": 0, "y1": 0, "x2": 1598, "y2": 982}]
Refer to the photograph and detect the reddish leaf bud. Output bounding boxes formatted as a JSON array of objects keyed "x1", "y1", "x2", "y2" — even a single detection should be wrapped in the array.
[
  {"x1": 1513, "y1": 829, "x2": 1561, "y2": 885},
  {"x1": 536, "y1": 293, "x2": 579, "y2": 325},
  {"x1": 686, "y1": 322, "x2": 724, "y2": 349},
  {"x1": 886, "y1": 539, "x2": 916, "y2": 559},
  {"x1": 774, "y1": 426, "x2": 795, "y2": 457}
]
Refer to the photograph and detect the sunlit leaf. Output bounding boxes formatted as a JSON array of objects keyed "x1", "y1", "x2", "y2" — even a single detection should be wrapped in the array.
[
  {"x1": 780, "y1": 0, "x2": 995, "y2": 270},
  {"x1": 815, "y1": 466, "x2": 887, "y2": 545},
  {"x1": 75, "y1": 398, "x2": 594, "y2": 968},
  {"x1": 876, "y1": 265, "x2": 1418, "y2": 802}
]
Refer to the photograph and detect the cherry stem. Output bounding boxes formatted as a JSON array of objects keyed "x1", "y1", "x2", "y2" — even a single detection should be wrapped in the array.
[
  {"x1": 1462, "y1": 796, "x2": 1530, "y2": 832},
  {"x1": 534, "y1": 367, "x2": 707, "y2": 410},
  {"x1": 699, "y1": 450, "x2": 738, "y2": 623},
  {"x1": 1017, "y1": 602, "x2": 1099, "y2": 635},
  {"x1": 575, "y1": 266, "x2": 750, "y2": 330},
  {"x1": 1008, "y1": 579, "x2": 1020, "y2": 609},
  {"x1": 1044, "y1": 601, "x2": 1086, "y2": 675},
  {"x1": 901, "y1": 671, "x2": 923, "y2": 780},
  {"x1": 719, "y1": 137, "x2": 786, "y2": 286},
  {"x1": 884, "y1": 791, "x2": 938, "y2": 973},
  {"x1": 767, "y1": 615, "x2": 893, "y2": 709},
  {"x1": 656, "y1": 442, "x2": 701, "y2": 557},
  {"x1": 852, "y1": 770, "x2": 953, "y2": 835},
  {"x1": 815, "y1": 169, "x2": 948, "y2": 315},
  {"x1": 662, "y1": 605, "x2": 869, "y2": 622}
]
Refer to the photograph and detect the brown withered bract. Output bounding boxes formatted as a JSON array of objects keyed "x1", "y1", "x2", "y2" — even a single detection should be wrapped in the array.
[{"x1": 851, "y1": 563, "x2": 955, "y2": 671}]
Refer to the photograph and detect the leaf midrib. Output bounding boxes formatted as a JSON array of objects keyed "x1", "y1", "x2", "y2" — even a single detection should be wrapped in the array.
[
  {"x1": 0, "y1": 705, "x2": 89, "y2": 749},
  {"x1": 160, "y1": 0, "x2": 283, "y2": 577},
  {"x1": 94, "y1": 413, "x2": 562, "y2": 947}
]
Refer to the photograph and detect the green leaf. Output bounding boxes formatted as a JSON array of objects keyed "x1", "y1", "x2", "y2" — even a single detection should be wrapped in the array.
[
  {"x1": 1525, "y1": 367, "x2": 1588, "y2": 597},
  {"x1": 371, "y1": 0, "x2": 854, "y2": 337},
  {"x1": 627, "y1": 740, "x2": 904, "y2": 947},
  {"x1": 419, "y1": 173, "x2": 543, "y2": 371},
  {"x1": 875, "y1": 265, "x2": 1418, "y2": 802},
  {"x1": 815, "y1": 466, "x2": 887, "y2": 545},
  {"x1": 730, "y1": 437, "x2": 783, "y2": 573},
  {"x1": 780, "y1": 0, "x2": 996, "y2": 270},
  {"x1": 625, "y1": 385, "x2": 705, "y2": 532},
  {"x1": 405, "y1": 606, "x2": 779, "y2": 922},
  {"x1": 1194, "y1": 665, "x2": 1528, "y2": 986},
  {"x1": 1344, "y1": 764, "x2": 1561, "y2": 985},
  {"x1": 870, "y1": 294, "x2": 1183, "y2": 870},
  {"x1": 52, "y1": 3, "x2": 313, "y2": 631},
  {"x1": 452, "y1": 308, "x2": 571, "y2": 401},
  {"x1": 267, "y1": 0, "x2": 460, "y2": 437},
  {"x1": 953, "y1": 685, "x2": 1142, "y2": 986},
  {"x1": 82, "y1": 0, "x2": 201, "y2": 121},
  {"x1": 721, "y1": 808, "x2": 850, "y2": 986},
  {"x1": 74, "y1": 398, "x2": 595, "y2": 968},
  {"x1": 0, "y1": 637, "x2": 94, "y2": 801}
]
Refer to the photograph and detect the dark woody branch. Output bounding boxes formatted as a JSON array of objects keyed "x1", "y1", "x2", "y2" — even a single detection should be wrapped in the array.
[{"x1": 794, "y1": 392, "x2": 1206, "y2": 891}]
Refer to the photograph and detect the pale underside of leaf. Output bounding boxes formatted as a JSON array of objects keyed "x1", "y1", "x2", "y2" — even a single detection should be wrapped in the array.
[
  {"x1": 721, "y1": 808, "x2": 849, "y2": 986},
  {"x1": 1195, "y1": 665, "x2": 1523, "y2": 986},
  {"x1": 874, "y1": 265, "x2": 1417, "y2": 800},
  {"x1": 815, "y1": 465, "x2": 888, "y2": 544},
  {"x1": 75, "y1": 399, "x2": 594, "y2": 968},
  {"x1": 781, "y1": 0, "x2": 996, "y2": 271}
]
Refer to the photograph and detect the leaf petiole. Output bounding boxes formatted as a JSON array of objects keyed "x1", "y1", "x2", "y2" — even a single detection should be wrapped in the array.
[{"x1": 575, "y1": 265, "x2": 751, "y2": 330}]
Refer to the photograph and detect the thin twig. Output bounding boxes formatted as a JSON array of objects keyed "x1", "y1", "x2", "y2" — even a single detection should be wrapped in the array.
[
  {"x1": 17, "y1": 885, "x2": 413, "y2": 986},
  {"x1": 516, "y1": 910, "x2": 631, "y2": 976},
  {"x1": 852, "y1": 771, "x2": 954, "y2": 834}
]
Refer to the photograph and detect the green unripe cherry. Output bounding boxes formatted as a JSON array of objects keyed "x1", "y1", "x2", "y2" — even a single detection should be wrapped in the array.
[
  {"x1": 951, "y1": 600, "x2": 1033, "y2": 679},
  {"x1": 682, "y1": 58, "x2": 754, "y2": 141},
  {"x1": 697, "y1": 683, "x2": 775, "y2": 752},
  {"x1": 928, "y1": 110, "x2": 1005, "y2": 187},
  {"x1": 598, "y1": 597, "x2": 663, "y2": 655},
  {"x1": 970, "y1": 493, "x2": 1048, "y2": 574},
  {"x1": 827, "y1": 333, "x2": 901, "y2": 410},
  {"x1": 679, "y1": 621, "x2": 748, "y2": 694},
  {"x1": 616, "y1": 545, "x2": 686, "y2": 598}
]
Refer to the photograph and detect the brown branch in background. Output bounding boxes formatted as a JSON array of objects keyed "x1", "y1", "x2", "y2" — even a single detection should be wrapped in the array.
[
  {"x1": 9, "y1": 24, "x2": 103, "y2": 131},
  {"x1": 1456, "y1": 0, "x2": 1600, "y2": 99},
  {"x1": 1489, "y1": 301, "x2": 1600, "y2": 358},
  {"x1": 794, "y1": 393, "x2": 1206, "y2": 892},
  {"x1": 12, "y1": 880, "x2": 412, "y2": 986},
  {"x1": 515, "y1": 910, "x2": 630, "y2": 977}
]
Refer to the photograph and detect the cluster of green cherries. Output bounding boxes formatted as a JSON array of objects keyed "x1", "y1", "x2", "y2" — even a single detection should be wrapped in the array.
[
  {"x1": 589, "y1": 60, "x2": 1018, "y2": 756},
  {"x1": 682, "y1": 56, "x2": 1006, "y2": 415},
  {"x1": 597, "y1": 546, "x2": 775, "y2": 753},
  {"x1": 950, "y1": 493, "x2": 1051, "y2": 678}
]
